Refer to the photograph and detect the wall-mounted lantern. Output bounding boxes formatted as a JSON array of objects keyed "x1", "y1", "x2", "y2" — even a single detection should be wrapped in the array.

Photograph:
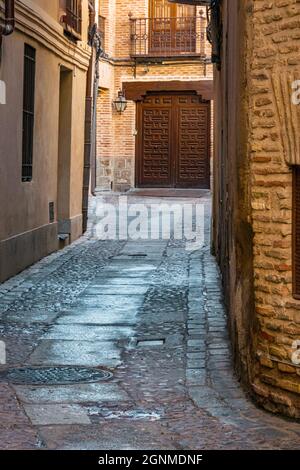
[{"x1": 113, "y1": 90, "x2": 128, "y2": 114}]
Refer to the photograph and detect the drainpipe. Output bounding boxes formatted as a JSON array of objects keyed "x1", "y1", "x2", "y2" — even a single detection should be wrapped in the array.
[
  {"x1": 82, "y1": 1, "x2": 105, "y2": 233},
  {"x1": 82, "y1": 3, "x2": 95, "y2": 234},
  {"x1": 90, "y1": 26, "x2": 104, "y2": 196},
  {"x1": 0, "y1": 0, "x2": 15, "y2": 40}
]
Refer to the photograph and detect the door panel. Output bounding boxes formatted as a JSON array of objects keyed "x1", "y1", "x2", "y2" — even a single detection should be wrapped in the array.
[
  {"x1": 136, "y1": 93, "x2": 210, "y2": 189},
  {"x1": 176, "y1": 95, "x2": 210, "y2": 188},
  {"x1": 138, "y1": 95, "x2": 173, "y2": 187}
]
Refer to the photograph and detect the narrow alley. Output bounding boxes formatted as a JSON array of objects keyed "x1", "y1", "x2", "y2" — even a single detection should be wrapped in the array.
[
  {"x1": 2, "y1": 0, "x2": 300, "y2": 458},
  {"x1": 0, "y1": 193, "x2": 299, "y2": 451}
]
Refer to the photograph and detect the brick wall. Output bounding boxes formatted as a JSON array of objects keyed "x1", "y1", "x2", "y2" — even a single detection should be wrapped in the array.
[
  {"x1": 247, "y1": 0, "x2": 300, "y2": 416},
  {"x1": 214, "y1": 0, "x2": 300, "y2": 418},
  {"x1": 97, "y1": 0, "x2": 212, "y2": 191}
]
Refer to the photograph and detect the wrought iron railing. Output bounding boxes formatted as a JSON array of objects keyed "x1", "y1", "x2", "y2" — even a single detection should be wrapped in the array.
[
  {"x1": 65, "y1": 0, "x2": 82, "y2": 36},
  {"x1": 130, "y1": 15, "x2": 207, "y2": 58}
]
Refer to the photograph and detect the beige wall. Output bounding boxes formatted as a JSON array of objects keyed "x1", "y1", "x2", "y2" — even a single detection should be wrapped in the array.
[
  {"x1": 0, "y1": 0, "x2": 92, "y2": 281},
  {"x1": 97, "y1": 0, "x2": 213, "y2": 191}
]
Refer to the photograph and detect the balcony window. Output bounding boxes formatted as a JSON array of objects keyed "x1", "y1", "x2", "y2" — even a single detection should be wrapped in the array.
[
  {"x1": 59, "y1": 0, "x2": 82, "y2": 40},
  {"x1": 130, "y1": 0, "x2": 207, "y2": 58}
]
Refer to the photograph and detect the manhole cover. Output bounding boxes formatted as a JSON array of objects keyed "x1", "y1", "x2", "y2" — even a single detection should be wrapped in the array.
[{"x1": 0, "y1": 366, "x2": 113, "y2": 386}]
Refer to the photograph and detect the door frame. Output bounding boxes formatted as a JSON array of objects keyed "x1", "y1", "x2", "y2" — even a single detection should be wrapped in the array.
[{"x1": 122, "y1": 80, "x2": 214, "y2": 189}]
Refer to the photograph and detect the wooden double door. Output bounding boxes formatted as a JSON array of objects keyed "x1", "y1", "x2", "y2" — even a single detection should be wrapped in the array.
[{"x1": 136, "y1": 93, "x2": 210, "y2": 189}]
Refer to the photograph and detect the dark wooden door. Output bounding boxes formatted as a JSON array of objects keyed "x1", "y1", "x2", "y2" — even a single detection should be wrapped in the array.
[{"x1": 136, "y1": 93, "x2": 210, "y2": 189}]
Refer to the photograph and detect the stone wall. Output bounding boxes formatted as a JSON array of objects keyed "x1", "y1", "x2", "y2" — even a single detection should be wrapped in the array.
[{"x1": 248, "y1": 0, "x2": 300, "y2": 417}]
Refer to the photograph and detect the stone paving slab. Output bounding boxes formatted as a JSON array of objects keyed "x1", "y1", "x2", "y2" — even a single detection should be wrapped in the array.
[
  {"x1": 104, "y1": 263, "x2": 158, "y2": 271},
  {"x1": 24, "y1": 404, "x2": 91, "y2": 426},
  {"x1": 28, "y1": 340, "x2": 122, "y2": 367},
  {"x1": 13, "y1": 382, "x2": 129, "y2": 404},
  {"x1": 43, "y1": 325, "x2": 134, "y2": 341},
  {"x1": 0, "y1": 383, "x2": 40, "y2": 449},
  {"x1": 75, "y1": 295, "x2": 144, "y2": 309},
  {"x1": 92, "y1": 278, "x2": 152, "y2": 286},
  {"x1": 2, "y1": 311, "x2": 58, "y2": 324},
  {"x1": 84, "y1": 286, "x2": 149, "y2": 295},
  {"x1": 37, "y1": 422, "x2": 177, "y2": 450},
  {"x1": 57, "y1": 309, "x2": 138, "y2": 325}
]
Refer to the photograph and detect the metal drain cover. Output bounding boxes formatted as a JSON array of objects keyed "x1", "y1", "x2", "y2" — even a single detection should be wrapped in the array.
[{"x1": 0, "y1": 366, "x2": 112, "y2": 386}]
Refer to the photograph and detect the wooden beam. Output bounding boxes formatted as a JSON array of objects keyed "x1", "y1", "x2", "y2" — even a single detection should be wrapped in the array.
[{"x1": 122, "y1": 80, "x2": 214, "y2": 101}]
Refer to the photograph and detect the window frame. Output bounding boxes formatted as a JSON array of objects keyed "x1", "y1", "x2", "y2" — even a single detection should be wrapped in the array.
[{"x1": 22, "y1": 44, "x2": 36, "y2": 183}]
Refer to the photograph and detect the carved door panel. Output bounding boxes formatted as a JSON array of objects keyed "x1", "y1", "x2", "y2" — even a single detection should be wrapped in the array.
[
  {"x1": 137, "y1": 95, "x2": 173, "y2": 187},
  {"x1": 175, "y1": 95, "x2": 210, "y2": 188},
  {"x1": 136, "y1": 93, "x2": 210, "y2": 189}
]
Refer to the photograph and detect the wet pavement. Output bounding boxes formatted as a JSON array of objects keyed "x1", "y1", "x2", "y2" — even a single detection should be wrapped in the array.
[{"x1": 0, "y1": 192, "x2": 300, "y2": 450}]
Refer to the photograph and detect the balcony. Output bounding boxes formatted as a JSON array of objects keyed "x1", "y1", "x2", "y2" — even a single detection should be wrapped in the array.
[{"x1": 130, "y1": 15, "x2": 208, "y2": 59}]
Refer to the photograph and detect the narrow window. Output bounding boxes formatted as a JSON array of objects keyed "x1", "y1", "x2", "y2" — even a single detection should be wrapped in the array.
[
  {"x1": 98, "y1": 15, "x2": 106, "y2": 52},
  {"x1": 66, "y1": 0, "x2": 82, "y2": 35},
  {"x1": 293, "y1": 166, "x2": 300, "y2": 298},
  {"x1": 22, "y1": 44, "x2": 36, "y2": 182}
]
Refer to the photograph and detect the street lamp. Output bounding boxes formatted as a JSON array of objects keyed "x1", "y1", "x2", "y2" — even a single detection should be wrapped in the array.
[{"x1": 113, "y1": 90, "x2": 128, "y2": 114}]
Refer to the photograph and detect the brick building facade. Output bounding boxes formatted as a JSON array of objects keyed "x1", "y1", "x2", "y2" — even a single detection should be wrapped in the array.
[
  {"x1": 97, "y1": 0, "x2": 213, "y2": 192},
  {"x1": 214, "y1": 0, "x2": 300, "y2": 418}
]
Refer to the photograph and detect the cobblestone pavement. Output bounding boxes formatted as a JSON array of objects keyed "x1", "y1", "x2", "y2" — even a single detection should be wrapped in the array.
[{"x1": 0, "y1": 192, "x2": 300, "y2": 450}]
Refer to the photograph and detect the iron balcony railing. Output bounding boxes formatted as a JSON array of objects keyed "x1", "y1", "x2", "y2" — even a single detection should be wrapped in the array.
[
  {"x1": 130, "y1": 15, "x2": 208, "y2": 58},
  {"x1": 65, "y1": 0, "x2": 82, "y2": 37}
]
